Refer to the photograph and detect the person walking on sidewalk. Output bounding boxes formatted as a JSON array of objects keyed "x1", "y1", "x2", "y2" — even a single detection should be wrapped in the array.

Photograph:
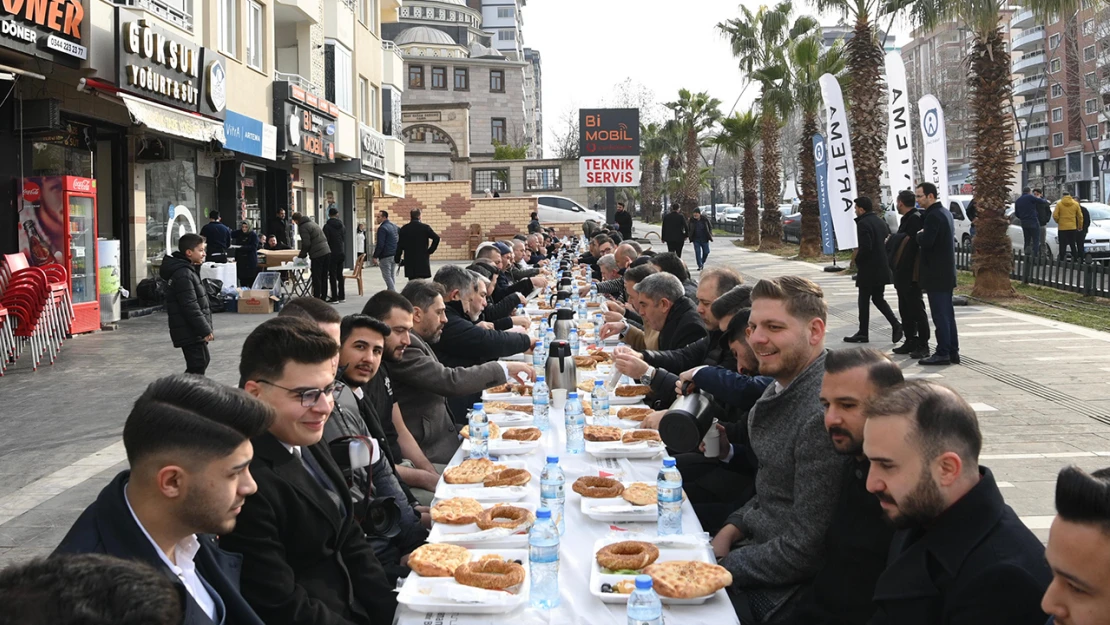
[
  {"x1": 323, "y1": 207, "x2": 346, "y2": 303},
  {"x1": 614, "y1": 201, "x2": 633, "y2": 241},
  {"x1": 1054, "y1": 192, "x2": 1084, "y2": 261},
  {"x1": 1014, "y1": 187, "x2": 1049, "y2": 258},
  {"x1": 915, "y1": 183, "x2": 959, "y2": 366},
  {"x1": 293, "y1": 212, "x2": 331, "y2": 300},
  {"x1": 661, "y1": 203, "x2": 688, "y2": 256},
  {"x1": 159, "y1": 233, "x2": 214, "y2": 375},
  {"x1": 689, "y1": 208, "x2": 714, "y2": 271},
  {"x1": 395, "y1": 209, "x2": 440, "y2": 280},
  {"x1": 845, "y1": 197, "x2": 902, "y2": 345},
  {"x1": 889, "y1": 190, "x2": 930, "y2": 359},
  {"x1": 374, "y1": 210, "x2": 400, "y2": 291}
]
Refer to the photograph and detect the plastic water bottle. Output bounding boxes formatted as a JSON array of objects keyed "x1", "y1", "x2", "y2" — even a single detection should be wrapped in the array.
[
  {"x1": 594, "y1": 312, "x2": 604, "y2": 329},
  {"x1": 626, "y1": 575, "x2": 663, "y2": 625},
  {"x1": 468, "y1": 403, "x2": 489, "y2": 460},
  {"x1": 529, "y1": 508, "x2": 560, "y2": 609},
  {"x1": 565, "y1": 392, "x2": 585, "y2": 455},
  {"x1": 517, "y1": 303, "x2": 525, "y2": 317},
  {"x1": 533, "y1": 340, "x2": 545, "y2": 370},
  {"x1": 533, "y1": 376, "x2": 550, "y2": 432},
  {"x1": 545, "y1": 322, "x2": 556, "y2": 346},
  {"x1": 569, "y1": 328, "x2": 580, "y2": 354},
  {"x1": 539, "y1": 456, "x2": 566, "y2": 534},
  {"x1": 592, "y1": 380, "x2": 610, "y2": 426},
  {"x1": 657, "y1": 457, "x2": 683, "y2": 536},
  {"x1": 578, "y1": 298, "x2": 588, "y2": 321},
  {"x1": 590, "y1": 284, "x2": 598, "y2": 300}
]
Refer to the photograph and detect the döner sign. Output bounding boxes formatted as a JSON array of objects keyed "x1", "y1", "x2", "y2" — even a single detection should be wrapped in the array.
[{"x1": 1, "y1": 0, "x2": 83, "y2": 39}]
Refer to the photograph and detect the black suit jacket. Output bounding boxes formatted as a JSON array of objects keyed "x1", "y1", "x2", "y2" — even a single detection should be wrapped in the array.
[
  {"x1": 915, "y1": 202, "x2": 957, "y2": 292},
  {"x1": 869, "y1": 468, "x2": 1050, "y2": 625},
  {"x1": 658, "y1": 296, "x2": 707, "y2": 352},
  {"x1": 855, "y1": 211, "x2": 893, "y2": 288},
  {"x1": 218, "y1": 433, "x2": 397, "y2": 625},
  {"x1": 54, "y1": 470, "x2": 265, "y2": 625},
  {"x1": 394, "y1": 220, "x2": 439, "y2": 279}
]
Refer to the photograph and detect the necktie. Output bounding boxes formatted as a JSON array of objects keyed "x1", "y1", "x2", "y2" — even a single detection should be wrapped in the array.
[{"x1": 293, "y1": 447, "x2": 346, "y2": 517}]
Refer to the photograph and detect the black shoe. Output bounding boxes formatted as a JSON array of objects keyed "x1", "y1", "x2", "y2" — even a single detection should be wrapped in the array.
[
  {"x1": 950, "y1": 351, "x2": 961, "y2": 365},
  {"x1": 918, "y1": 353, "x2": 951, "y2": 365},
  {"x1": 843, "y1": 334, "x2": 869, "y2": 343},
  {"x1": 910, "y1": 345, "x2": 930, "y2": 359},
  {"x1": 326, "y1": 297, "x2": 339, "y2": 303},
  {"x1": 892, "y1": 339, "x2": 917, "y2": 355},
  {"x1": 891, "y1": 323, "x2": 904, "y2": 344}
]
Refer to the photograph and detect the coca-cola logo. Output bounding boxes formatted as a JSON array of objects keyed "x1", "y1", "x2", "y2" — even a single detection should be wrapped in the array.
[
  {"x1": 22, "y1": 181, "x2": 40, "y2": 202},
  {"x1": 71, "y1": 178, "x2": 91, "y2": 192}
]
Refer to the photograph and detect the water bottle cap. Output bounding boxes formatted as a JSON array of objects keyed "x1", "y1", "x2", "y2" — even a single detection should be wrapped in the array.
[
  {"x1": 635, "y1": 575, "x2": 653, "y2": 590},
  {"x1": 473, "y1": 403, "x2": 484, "y2": 410},
  {"x1": 662, "y1": 457, "x2": 676, "y2": 468},
  {"x1": 594, "y1": 380, "x2": 604, "y2": 386},
  {"x1": 536, "y1": 508, "x2": 552, "y2": 519},
  {"x1": 546, "y1": 456, "x2": 559, "y2": 464},
  {"x1": 536, "y1": 375, "x2": 545, "y2": 382},
  {"x1": 536, "y1": 341, "x2": 544, "y2": 348},
  {"x1": 568, "y1": 392, "x2": 578, "y2": 399}
]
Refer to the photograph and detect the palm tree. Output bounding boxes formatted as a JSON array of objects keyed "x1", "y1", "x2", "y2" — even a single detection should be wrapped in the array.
[
  {"x1": 785, "y1": 34, "x2": 847, "y2": 257},
  {"x1": 714, "y1": 111, "x2": 762, "y2": 247},
  {"x1": 900, "y1": 0, "x2": 1017, "y2": 297},
  {"x1": 660, "y1": 119, "x2": 687, "y2": 210},
  {"x1": 639, "y1": 122, "x2": 668, "y2": 222},
  {"x1": 665, "y1": 89, "x2": 722, "y2": 218}
]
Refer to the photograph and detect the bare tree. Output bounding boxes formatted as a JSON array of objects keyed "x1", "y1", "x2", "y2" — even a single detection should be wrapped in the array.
[{"x1": 551, "y1": 107, "x2": 580, "y2": 160}]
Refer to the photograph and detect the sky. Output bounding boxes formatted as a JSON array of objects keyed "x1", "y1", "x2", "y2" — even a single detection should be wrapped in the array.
[{"x1": 522, "y1": 0, "x2": 910, "y2": 157}]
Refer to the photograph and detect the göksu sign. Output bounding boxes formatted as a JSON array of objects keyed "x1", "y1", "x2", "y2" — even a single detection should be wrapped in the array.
[{"x1": 579, "y1": 108, "x2": 640, "y2": 187}]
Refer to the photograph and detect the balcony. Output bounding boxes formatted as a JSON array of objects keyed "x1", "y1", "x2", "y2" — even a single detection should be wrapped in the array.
[
  {"x1": 1016, "y1": 98, "x2": 1047, "y2": 117},
  {"x1": 1014, "y1": 74, "x2": 1046, "y2": 96},
  {"x1": 385, "y1": 135, "x2": 405, "y2": 176},
  {"x1": 275, "y1": 71, "x2": 323, "y2": 97},
  {"x1": 275, "y1": 0, "x2": 321, "y2": 25},
  {"x1": 1016, "y1": 122, "x2": 1049, "y2": 142},
  {"x1": 1012, "y1": 50, "x2": 1046, "y2": 74},
  {"x1": 381, "y1": 0, "x2": 402, "y2": 24},
  {"x1": 1101, "y1": 136, "x2": 1110, "y2": 151},
  {"x1": 1012, "y1": 26, "x2": 1046, "y2": 52},
  {"x1": 114, "y1": 0, "x2": 193, "y2": 31},
  {"x1": 1025, "y1": 147, "x2": 1051, "y2": 161},
  {"x1": 382, "y1": 42, "x2": 404, "y2": 88},
  {"x1": 1011, "y1": 8, "x2": 1036, "y2": 29}
]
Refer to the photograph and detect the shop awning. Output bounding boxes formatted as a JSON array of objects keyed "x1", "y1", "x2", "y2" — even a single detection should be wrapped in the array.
[{"x1": 120, "y1": 93, "x2": 225, "y2": 144}]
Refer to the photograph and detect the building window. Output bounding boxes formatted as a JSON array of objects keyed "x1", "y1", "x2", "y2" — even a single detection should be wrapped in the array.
[
  {"x1": 491, "y1": 118, "x2": 506, "y2": 144},
  {"x1": 219, "y1": 0, "x2": 237, "y2": 56},
  {"x1": 1087, "y1": 98, "x2": 1098, "y2": 114},
  {"x1": 1085, "y1": 45, "x2": 1096, "y2": 62},
  {"x1": 431, "y1": 67, "x2": 447, "y2": 90},
  {"x1": 327, "y1": 40, "x2": 353, "y2": 112},
  {"x1": 1051, "y1": 83, "x2": 1063, "y2": 98},
  {"x1": 525, "y1": 167, "x2": 562, "y2": 191},
  {"x1": 454, "y1": 68, "x2": 469, "y2": 90},
  {"x1": 1050, "y1": 58, "x2": 1061, "y2": 73},
  {"x1": 1052, "y1": 107, "x2": 1064, "y2": 122},
  {"x1": 432, "y1": 173, "x2": 451, "y2": 182},
  {"x1": 1053, "y1": 132, "x2": 1064, "y2": 146},
  {"x1": 498, "y1": 29, "x2": 516, "y2": 41},
  {"x1": 1086, "y1": 72, "x2": 1097, "y2": 88},
  {"x1": 359, "y1": 77, "x2": 369, "y2": 124},
  {"x1": 246, "y1": 0, "x2": 263, "y2": 70},
  {"x1": 490, "y1": 69, "x2": 504, "y2": 93},
  {"x1": 1083, "y1": 19, "x2": 1094, "y2": 35},
  {"x1": 1088, "y1": 125, "x2": 1099, "y2": 140},
  {"x1": 370, "y1": 85, "x2": 379, "y2": 127},
  {"x1": 1050, "y1": 33, "x2": 1061, "y2": 49},
  {"x1": 410, "y1": 173, "x2": 429, "y2": 182},
  {"x1": 409, "y1": 66, "x2": 424, "y2": 89},
  {"x1": 405, "y1": 127, "x2": 427, "y2": 142},
  {"x1": 473, "y1": 169, "x2": 510, "y2": 193},
  {"x1": 497, "y1": 6, "x2": 514, "y2": 18},
  {"x1": 359, "y1": 0, "x2": 377, "y2": 28}
]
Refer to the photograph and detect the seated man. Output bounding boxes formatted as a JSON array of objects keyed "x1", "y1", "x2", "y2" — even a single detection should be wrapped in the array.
[
  {"x1": 54, "y1": 374, "x2": 270, "y2": 625},
  {"x1": 507, "y1": 239, "x2": 540, "y2": 281},
  {"x1": 793, "y1": 348, "x2": 903, "y2": 624},
  {"x1": 371, "y1": 280, "x2": 532, "y2": 464},
  {"x1": 710, "y1": 276, "x2": 847, "y2": 625},
  {"x1": 526, "y1": 233, "x2": 548, "y2": 266},
  {"x1": 264, "y1": 234, "x2": 290, "y2": 251},
  {"x1": 651, "y1": 251, "x2": 699, "y2": 300},
  {"x1": 224, "y1": 318, "x2": 397, "y2": 625},
  {"x1": 583, "y1": 242, "x2": 640, "y2": 300},
  {"x1": 471, "y1": 271, "x2": 529, "y2": 331},
  {"x1": 1042, "y1": 466, "x2": 1110, "y2": 625},
  {"x1": 864, "y1": 381, "x2": 1051, "y2": 625}
]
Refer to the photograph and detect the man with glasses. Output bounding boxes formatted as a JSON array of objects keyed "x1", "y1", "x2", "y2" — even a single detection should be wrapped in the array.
[
  {"x1": 914, "y1": 182, "x2": 960, "y2": 366},
  {"x1": 221, "y1": 317, "x2": 396, "y2": 625}
]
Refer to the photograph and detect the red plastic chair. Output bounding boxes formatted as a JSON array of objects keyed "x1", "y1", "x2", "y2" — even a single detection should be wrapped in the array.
[
  {"x1": 1, "y1": 274, "x2": 56, "y2": 370},
  {"x1": 0, "y1": 306, "x2": 13, "y2": 376}
]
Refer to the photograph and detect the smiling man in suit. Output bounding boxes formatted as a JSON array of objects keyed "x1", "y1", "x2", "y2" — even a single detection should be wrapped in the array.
[
  {"x1": 54, "y1": 374, "x2": 272, "y2": 625},
  {"x1": 221, "y1": 317, "x2": 397, "y2": 625}
]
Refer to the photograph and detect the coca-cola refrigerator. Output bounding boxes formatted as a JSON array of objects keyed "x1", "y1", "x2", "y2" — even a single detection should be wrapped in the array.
[{"x1": 18, "y1": 176, "x2": 100, "y2": 334}]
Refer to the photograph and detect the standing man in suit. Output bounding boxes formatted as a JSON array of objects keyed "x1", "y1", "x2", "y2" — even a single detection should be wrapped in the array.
[
  {"x1": 54, "y1": 374, "x2": 271, "y2": 625},
  {"x1": 661, "y1": 203, "x2": 689, "y2": 256},
  {"x1": 914, "y1": 183, "x2": 959, "y2": 366},
  {"x1": 223, "y1": 318, "x2": 397, "y2": 625},
  {"x1": 890, "y1": 190, "x2": 930, "y2": 359},
  {"x1": 395, "y1": 209, "x2": 440, "y2": 280}
]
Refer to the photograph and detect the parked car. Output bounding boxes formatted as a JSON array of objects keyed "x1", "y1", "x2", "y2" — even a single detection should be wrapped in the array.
[
  {"x1": 1004, "y1": 206, "x2": 1110, "y2": 261},
  {"x1": 1050, "y1": 201, "x2": 1110, "y2": 229},
  {"x1": 781, "y1": 212, "x2": 801, "y2": 243},
  {"x1": 533, "y1": 195, "x2": 606, "y2": 225},
  {"x1": 882, "y1": 196, "x2": 972, "y2": 248},
  {"x1": 720, "y1": 206, "x2": 744, "y2": 223}
]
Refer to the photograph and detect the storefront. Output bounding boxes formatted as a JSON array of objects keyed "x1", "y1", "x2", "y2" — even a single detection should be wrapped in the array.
[
  {"x1": 218, "y1": 109, "x2": 287, "y2": 247},
  {"x1": 316, "y1": 123, "x2": 386, "y2": 266},
  {"x1": 273, "y1": 80, "x2": 339, "y2": 248}
]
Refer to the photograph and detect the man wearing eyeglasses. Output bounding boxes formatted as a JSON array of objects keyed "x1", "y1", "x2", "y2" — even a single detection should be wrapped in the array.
[{"x1": 222, "y1": 317, "x2": 397, "y2": 625}]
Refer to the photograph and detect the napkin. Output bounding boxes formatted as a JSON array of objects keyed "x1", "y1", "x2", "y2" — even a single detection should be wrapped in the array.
[
  {"x1": 427, "y1": 584, "x2": 519, "y2": 605},
  {"x1": 439, "y1": 527, "x2": 518, "y2": 542}
]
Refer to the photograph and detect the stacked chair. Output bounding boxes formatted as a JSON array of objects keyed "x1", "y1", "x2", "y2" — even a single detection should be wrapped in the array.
[{"x1": 0, "y1": 254, "x2": 74, "y2": 373}]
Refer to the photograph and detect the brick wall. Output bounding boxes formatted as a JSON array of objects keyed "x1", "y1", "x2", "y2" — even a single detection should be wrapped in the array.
[{"x1": 376, "y1": 181, "x2": 537, "y2": 260}]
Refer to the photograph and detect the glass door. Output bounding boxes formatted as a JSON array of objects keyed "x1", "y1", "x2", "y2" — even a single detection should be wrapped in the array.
[{"x1": 68, "y1": 195, "x2": 96, "y2": 304}]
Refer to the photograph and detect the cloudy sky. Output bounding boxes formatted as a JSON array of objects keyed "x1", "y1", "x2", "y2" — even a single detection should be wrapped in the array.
[{"x1": 523, "y1": 0, "x2": 910, "y2": 157}]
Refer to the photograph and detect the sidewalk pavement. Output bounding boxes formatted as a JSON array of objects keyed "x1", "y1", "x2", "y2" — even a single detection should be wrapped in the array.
[{"x1": 0, "y1": 223, "x2": 1106, "y2": 566}]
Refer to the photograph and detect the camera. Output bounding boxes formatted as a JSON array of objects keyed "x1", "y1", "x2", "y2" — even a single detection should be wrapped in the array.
[{"x1": 357, "y1": 496, "x2": 402, "y2": 539}]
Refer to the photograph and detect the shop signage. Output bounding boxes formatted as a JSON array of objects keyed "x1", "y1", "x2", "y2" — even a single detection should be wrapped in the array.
[
  {"x1": 224, "y1": 109, "x2": 278, "y2": 161},
  {"x1": 274, "y1": 81, "x2": 337, "y2": 162},
  {"x1": 0, "y1": 0, "x2": 87, "y2": 63},
  {"x1": 359, "y1": 124, "x2": 386, "y2": 179},
  {"x1": 402, "y1": 111, "x2": 441, "y2": 123},
  {"x1": 116, "y1": 9, "x2": 224, "y2": 119},
  {"x1": 579, "y1": 108, "x2": 640, "y2": 157},
  {"x1": 385, "y1": 173, "x2": 406, "y2": 198},
  {"x1": 579, "y1": 156, "x2": 641, "y2": 187}
]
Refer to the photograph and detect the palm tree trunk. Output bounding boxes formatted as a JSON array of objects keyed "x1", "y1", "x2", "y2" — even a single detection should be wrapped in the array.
[
  {"x1": 759, "y1": 111, "x2": 783, "y2": 250},
  {"x1": 846, "y1": 16, "x2": 886, "y2": 212},
  {"x1": 651, "y1": 161, "x2": 664, "y2": 221},
  {"x1": 640, "y1": 163, "x2": 654, "y2": 223},
  {"x1": 798, "y1": 115, "x2": 822, "y2": 258},
  {"x1": 742, "y1": 148, "x2": 761, "y2": 247},
  {"x1": 969, "y1": 27, "x2": 1016, "y2": 298},
  {"x1": 682, "y1": 129, "x2": 700, "y2": 218}
]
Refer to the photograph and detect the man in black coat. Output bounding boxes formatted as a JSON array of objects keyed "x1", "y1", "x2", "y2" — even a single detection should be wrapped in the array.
[
  {"x1": 322, "y1": 207, "x2": 346, "y2": 303},
  {"x1": 54, "y1": 374, "x2": 272, "y2": 625},
  {"x1": 159, "y1": 233, "x2": 214, "y2": 375},
  {"x1": 200, "y1": 211, "x2": 233, "y2": 263},
  {"x1": 845, "y1": 197, "x2": 902, "y2": 344},
  {"x1": 268, "y1": 208, "x2": 291, "y2": 248},
  {"x1": 863, "y1": 381, "x2": 1051, "y2": 625},
  {"x1": 888, "y1": 190, "x2": 930, "y2": 359},
  {"x1": 661, "y1": 203, "x2": 689, "y2": 255},
  {"x1": 614, "y1": 201, "x2": 633, "y2": 240},
  {"x1": 224, "y1": 318, "x2": 397, "y2": 625},
  {"x1": 914, "y1": 183, "x2": 960, "y2": 365},
  {"x1": 395, "y1": 209, "x2": 440, "y2": 280}
]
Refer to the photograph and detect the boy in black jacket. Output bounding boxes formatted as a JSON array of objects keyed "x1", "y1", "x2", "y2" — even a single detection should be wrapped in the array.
[{"x1": 159, "y1": 233, "x2": 214, "y2": 375}]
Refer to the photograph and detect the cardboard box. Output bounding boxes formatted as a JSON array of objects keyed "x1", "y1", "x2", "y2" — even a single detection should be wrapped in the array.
[
  {"x1": 260, "y1": 249, "x2": 300, "y2": 268},
  {"x1": 236, "y1": 290, "x2": 278, "y2": 314}
]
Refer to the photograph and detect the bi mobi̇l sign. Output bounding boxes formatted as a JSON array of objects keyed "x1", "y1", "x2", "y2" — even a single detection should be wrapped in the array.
[
  {"x1": 578, "y1": 108, "x2": 641, "y2": 187},
  {"x1": 0, "y1": 0, "x2": 87, "y2": 63}
]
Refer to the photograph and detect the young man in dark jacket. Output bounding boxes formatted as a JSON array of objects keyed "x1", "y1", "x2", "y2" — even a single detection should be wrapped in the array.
[
  {"x1": 889, "y1": 190, "x2": 930, "y2": 359},
  {"x1": 661, "y1": 203, "x2": 689, "y2": 255},
  {"x1": 845, "y1": 197, "x2": 902, "y2": 344},
  {"x1": 689, "y1": 208, "x2": 714, "y2": 271},
  {"x1": 914, "y1": 183, "x2": 959, "y2": 365},
  {"x1": 373, "y1": 210, "x2": 399, "y2": 291},
  {"x1": 159, "y1": 233, "x2": 214, "y2": 375},
  {"x1": 200, "y1": 211, "x2": 232, "y2": 263},
  {"x1": 614, "y1": 202, "x2": 633, "y2": 240},
  {"x1": 322, "y1": 207, "x2": 346, "y2": 303},
  {"x1": 293, "y1": 212, "x2": 331, "y2": 300}
]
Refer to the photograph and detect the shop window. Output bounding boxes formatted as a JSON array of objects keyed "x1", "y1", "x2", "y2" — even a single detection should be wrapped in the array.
[
  {"x1": 409, "y1": 65, "x2": 425, "y2": 89},
  {"x1": 145, "y1": 155, "x2": 198, "y2": 279},
  {"x1": 219, "y1": 0, "x2": 237, "y2": 57},
  {"x1": 454, "y1": 68, "x2": 469, "y2": 90},
  {"x1": 491, "y1": 118, "x2": 506, "y2": 144},
  {"x1": 525, "y1": 167, "x2": 562, "y2": 191},
  {"x1": 247, "y1": 0, "x2": 263, "y2": 70},
  {"x1": 473, "y1": 169, "x2": 509, "y2": 193},
  {"x1": 490, "y1": 69, "x2": 504, "y2": 93},
  {"x1": 431, "y1": 67, "x2": 447, "y2": 90}
]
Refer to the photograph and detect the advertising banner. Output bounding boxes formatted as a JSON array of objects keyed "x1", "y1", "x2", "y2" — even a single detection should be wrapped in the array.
[
  {"x1": 919, "y1": 94, "x2": 949, "y2": 208},
  {"x1": 818, "y1": 74, "x2": 859, "y2": 250},
  {"x1": 885, "y1": 51, "x2": 915, "y2": 194},
  {"x1": 579, "y1": 156, "x2": 641, "y2": 187},
  {"x1": 813, "y1": 134, "x2": 836, "y2": 255},
  {"x1": 579, "y1": 108, "x2": 640, "y2": 157}
]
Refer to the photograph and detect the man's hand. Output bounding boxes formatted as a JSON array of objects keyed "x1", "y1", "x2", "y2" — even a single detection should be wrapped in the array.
[
  {"x1": 507, "y1": 325, "x2": 529, "y2": 335},
  {"x1": 675, "y1": 366, "x2": 706, "y2": 396},
  {"x1": 602, "y1": 310, "x2": 624, "y2": 323},
  {"x1": 715, "y1": 423, "x2": 730, "y2": 461},
  {"x1": 605, "y1": 300, "x2": 625, "y2": 314},
  {"x1": 510, "y1": 315, "x2": 530, "y2": 328},
  {"x1": 414, "y1": 506, "x2": 432, "y2": 530},
  {"x1": 711, "y1": 524, "x2": 743, "y2": 559},
  {"x1": 599, "y1": 321, "x2": 626, "y2": 340},
  {"x1": 612, "y1": 345, "x2": 643, "y2": 360},
  {"x1": 638, "y1": 410, "x2": 666, "y2": 430},
  {"x1": 578, "y1": 284, "x2": 592, "y2": 297},
  {"x1": 530, "y1": 276, "x2": 548, "y2": 290},
  {"x1": 204, "y1": 333, "x2": 215, "y2": 343},
  {"x1": 371, "y1": 258, "x2": 379, "y2": 266},
  {"x1": 614, "y1": 352, "x2": 650, "y2": 380},
  {"x1": 506, "y1": 362, "x2": 535, "y2": 382},
  {"x1": 477, "y1": 321, "x2": 495, "y2": 330},
  {"x1": 516, "y1": 292, "x2": 527, "y2": 304}
]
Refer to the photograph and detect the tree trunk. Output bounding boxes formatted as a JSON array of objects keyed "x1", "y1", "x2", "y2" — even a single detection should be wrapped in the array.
[
  {"x1": 651, "y1": 161, "x2": 664, "y2": 221},
  {"x1": 640, "y1": 161, "x2": 655, "y2": 223},
  {"x1": 969, "y1": 28, "x2": 1017, "y2": 298},
  {"x1": 742, "y1": 148, "x2": 760, "y2": 247},
  {"x1": 759, "y1": 111, "x2": 783, "y2": 249},
  {"x1": 846, "y1": 16, "x2": 887, "y2": 212},
  {"x1": 682, "y1": 128, "x2": 701, "y2": 218},
  {"x1": 798, "y1": 115, "x2": 822, "y2": 258}
]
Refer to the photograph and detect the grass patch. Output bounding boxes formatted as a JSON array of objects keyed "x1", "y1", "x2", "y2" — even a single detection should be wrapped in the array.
[
  {"x1": 955, "y1": 270, "x2": 1110, "y2": 332},
  {"x1": 732, "y1": 239, "x2": 853, "y2": 263},
  {"x1": 712, "y1": 228, "x2": 739, "y2": 237}
]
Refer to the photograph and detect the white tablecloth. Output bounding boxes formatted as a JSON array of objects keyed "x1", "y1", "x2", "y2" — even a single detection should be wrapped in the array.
[{"x1": 394, "y1": 404, "x2": 741, "y2": 625}]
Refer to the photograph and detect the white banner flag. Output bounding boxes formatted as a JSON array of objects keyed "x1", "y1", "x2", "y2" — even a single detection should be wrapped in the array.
[
  {"x1": 885, "y1": 52, "x2": 914, "y2": 194},
  {"x1": 918, "y1": 94, "x2": 949, "y2": 209},
  {"x1": 818, "y1": 73, "x2": 859, "y2": 250}
]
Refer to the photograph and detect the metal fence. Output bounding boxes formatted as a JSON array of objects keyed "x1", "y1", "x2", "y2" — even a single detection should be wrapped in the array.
[
  {"x1": 716, "y1": 221, "x2": 744, "y2": 235},
  {"x1": 955, "y1": 247, "x2": 1110, "y2": 298}
]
